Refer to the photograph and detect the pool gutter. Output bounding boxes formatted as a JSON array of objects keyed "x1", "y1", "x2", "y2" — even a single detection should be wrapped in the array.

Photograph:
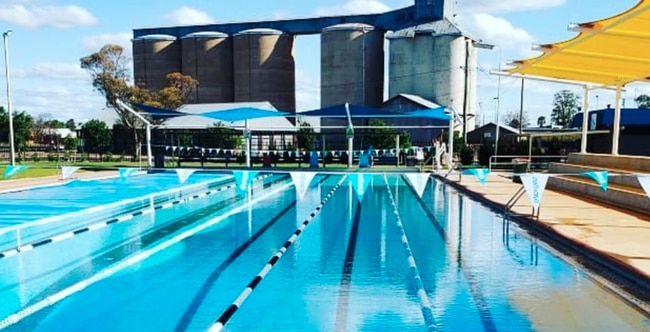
[{"x1": 433, "y1": 174, "x2": 650, "y2": 316}]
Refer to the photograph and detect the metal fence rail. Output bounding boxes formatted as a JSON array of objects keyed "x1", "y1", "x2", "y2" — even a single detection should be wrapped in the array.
[{"x1": 488, "y1": 155, "x2": 568, "y2": 172}]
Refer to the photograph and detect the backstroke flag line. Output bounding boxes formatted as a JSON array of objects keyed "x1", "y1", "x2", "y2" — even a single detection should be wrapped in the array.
[
  {"x1": 519, "y1": 174, "x2": 550, "y2": 212},
  {"x1": 3, "y1": 165, "x2": 27, "y2": 179},
  {"x1": 583, "y1": 171, "x2": 608, "y2": 191},
  {"x1": 175, "y1": 169, "x2": 196, "y2": 184},
  {"x1": 638, "y1": 176, "x2": 650, "y2": 201},
  {"x1": 464, "y1": 168, "x2": 489, "y2": 185},
  {"x1": 403, "y1": 173, "x2": 431, "y2": 198},
  {"x1": 119, "y1": 168, "x2": 139, "y2": 179},
  {"x1": 290, "y1": 171, "x2": 317, "y2": 200},
  {"x1": 349, "y1": 173, "x2": 371, "y2": 202},
  {"x1": 61, "y1": 166, "x2": 81, "y2": 180},
  {"x1": 233, "y1": 170, "x2": 259, "y2": 191}
]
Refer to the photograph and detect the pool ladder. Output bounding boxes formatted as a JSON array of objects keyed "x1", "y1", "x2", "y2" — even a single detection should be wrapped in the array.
[{"x1": 504, "y1": 186, "x2": 541, "y2": 220}]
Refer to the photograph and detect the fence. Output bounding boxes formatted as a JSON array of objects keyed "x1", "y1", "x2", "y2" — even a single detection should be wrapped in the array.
[{"x1": 488, "y1": 155, "x2": 568, "y2": 172}]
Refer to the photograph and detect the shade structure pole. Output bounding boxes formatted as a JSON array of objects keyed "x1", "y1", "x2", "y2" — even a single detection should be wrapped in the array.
[
  {"x1": 245, "y1": 119, "x2": 251, "y2": 168},
  {"x1": 115, "y1": 99, "x2": 152, "y2": 168},
  {"x1": 580, "y1": 86, "x2": 590, "y2": 153},
  {"x1": 145, "y1": 124, "x2": 152, "y2": 167},
  {"x1": 447, "y1": 110, "x2": 454, "y2": 168},
  {"x1": 611, "y1": 85, "x2": 623, "y2": 155},
  {"x1": 345, "y1": 103, "x2": 354, "y2": 168}
]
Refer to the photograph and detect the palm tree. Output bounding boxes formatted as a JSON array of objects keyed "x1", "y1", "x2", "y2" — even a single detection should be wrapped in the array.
[
  {"x1": 537, "y1": 116, "x2": 546, "y2": 127},
  {"x1": 635, "y1": 94, "x2": 650, "y2": 108}
]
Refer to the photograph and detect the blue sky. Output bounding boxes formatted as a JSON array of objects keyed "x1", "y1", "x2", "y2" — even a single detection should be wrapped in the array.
[{"x1": 0, "y1": 0, "x2": 643, "y2": 126}]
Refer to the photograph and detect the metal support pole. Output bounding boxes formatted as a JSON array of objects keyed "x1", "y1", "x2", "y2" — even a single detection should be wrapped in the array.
[
  {"x1": 347, "y1": 136, "x2": 353, "y2": 168},
  {"x1": 3, "y1": 30, "x2": 15, "y2": 166},
  {"x1": 518, "y1": 78, "x2": 524, "y2": 134},
  {"x1": 447, "y1": 112, "x2": 454, "y2": 168},
  {"x1": 115, "y1": 99, "x2": 152, "y2": 168},
  {"x1": 396, "y1": 134, "x2": 400, "y2": 167},
  {"x1": 580, "y1": 87, "x2": 590, "y2": 153},
  {"x1": 245, "y1": 120, "x2": 251, "y2": 168},
  {"x1": 612, "y1": 85, "x2": 623, "y2": 155}
]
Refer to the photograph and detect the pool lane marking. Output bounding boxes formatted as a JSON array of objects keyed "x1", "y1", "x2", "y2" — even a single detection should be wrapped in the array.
[
  {"x1": 383, "y1": 175, "x2": 438, "y2": 332},
  {"x1": 401, "y1": 175, "x2": 498, "y2": 332},
  {"x1": 333, "y1": 197, "x2": 362, "y2": 332},
  {"x1": 0, "y1": 178, "x2": 293, "y2": 330},
  {"x1": 207, "y1": 175, "x2": 348, "y2": 332},
  {"x1": 174, "y1": 175, "x2": 331, "y2": 332},
  {"x1": 0, "y1": 175, "x2": 236, "y2": 237},
  {"x1": 0, "y1": 175, "x2": 273, "y2": 259}
]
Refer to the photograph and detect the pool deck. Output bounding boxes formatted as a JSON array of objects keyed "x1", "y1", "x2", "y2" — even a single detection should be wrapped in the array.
[
  {"x1": 437, "y1": 171, "x2": 650, "y2": 302},
  {"x1": 0, "y1": 170, "x2": 120, "y2": 194}
]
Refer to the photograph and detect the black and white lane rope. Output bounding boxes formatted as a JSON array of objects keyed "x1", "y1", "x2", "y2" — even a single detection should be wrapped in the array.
[
  {"x1": 207, "y1": 175, "x2": 348, "y2": 332},
  {"x1": 0, "y1": 174, "x2": 273, "y2": 259},
  {"x1": 383, "y1": 174, "x2": 438, "y2": 332},
  {"x1": 0, "y1": 177, "x2": 294, "y2": 330}
]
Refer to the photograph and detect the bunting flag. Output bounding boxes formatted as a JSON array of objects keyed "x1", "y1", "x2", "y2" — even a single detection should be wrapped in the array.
[
  {"x1": 172, "y1": 146, "x2": 178, "y2": 152},
  {"x1": 233, "y1": 170, "x2": 259, "y2": 191},
  {"x1": 519, "y1": 174, "x2": 550, "y2": 212},
  {"x1": 583, "y1": 171, "x2": 608, "y2": 191},
  {"x1": 3, "y1": 165, "x2": 28, "y2": 179},
  {"x1": 290, "y1": 171, "x2": 317, "y2": 200},
  {"x1": 349, "y1": 173, "x2": 371, "y2": 202},
  {"x1": 61, "y1": 166, "x2": 81, "y2": 180},
  {"x1": 119, "y1": 168, "x2": 139, "y2": 179},
  {"x1": 464, "y1": 168, "x2": 489, "y2": 185},
  {"x1": 638, "y1": 176, "x2": 650, "y2": 200},
  {"x1": 403, "y1": 173, "x2": 431, "y2": 198},
  {"x1": 165, "y1": 146, "x2": 171, "y2": 151},
  {"x1": 176, "y1": 169, "x2": 196, "y2": 184}
]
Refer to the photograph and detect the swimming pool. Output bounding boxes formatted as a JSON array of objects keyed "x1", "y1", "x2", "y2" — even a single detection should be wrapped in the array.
[{"x1": 0, "y1": 172, "x2": 648, "y2": 331}]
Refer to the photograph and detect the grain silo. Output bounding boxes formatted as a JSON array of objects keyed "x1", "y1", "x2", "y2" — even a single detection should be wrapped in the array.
[
  {"x1": 181, "y1": 31, "x2": 234, "y2": 104},
  {"x1": 233, "y1": 28, "x2": 296, "y2": 113},
  {"x1": 388, "y1": 20, "x2": 477, "y2": 130},
  {"x1": 132, "y1": 35, "x2": 181, "y2": 91},
  {"x1": 320, "y1": 23, "x2": 385, "y2": 108}
]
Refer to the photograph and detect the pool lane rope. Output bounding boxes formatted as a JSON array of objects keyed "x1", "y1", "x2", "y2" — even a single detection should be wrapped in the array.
[
  {"x1": 207, "y1": 175, "x2": 348, "y2": 332},
  {"x1": 383, "y1": 175, "x2": 438, "y2": 332},
  {"x1": 0, "y1": 175, "x2": 273, "y2": 259},
  {"x1": 0, "y1": 179, "x2": 294, "y2": 330}
]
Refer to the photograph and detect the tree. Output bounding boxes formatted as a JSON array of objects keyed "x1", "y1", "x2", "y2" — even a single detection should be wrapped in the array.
[
  {"x1": 80, "y1": 44, "x2": 198, "y2": 158},
  {"x1": 63, "y1": 135, "x2": 78, "y2": 151},
  {"x1": 635, "y1": 94, "x2": 650, "y2": 108},
  {"x1": 296, "y1": 119, "x2": 315, "y2": 150},
  {"x1": 365, "y1": 119, "x2": 411, "y2": 149},
  {"x1": 551, "y1": 90, "x2": 580, "y2": 127},
  {"x1": 503, "y1": 110, "x2": 530, "y2": 129},
  {"x1": 0, "y1": 107, "x2": 34, "y2": 152},
  {"x1": 81, "y1": 119, "x2": 112, "y2": 154},
  {"x1": 205, "y1": 122, "x2": 241, "y2": 149},
  {"x1": 537, "y1": 116, "x2": 546, "y2": 127},
  {"x1": 65, "y1": 119, "x2": 77, "y2": 131}
]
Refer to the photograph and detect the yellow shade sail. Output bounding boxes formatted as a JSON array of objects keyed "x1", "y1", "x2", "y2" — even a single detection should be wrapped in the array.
[{"x1": 506, "y1": 0, "x2": 650, "y2": 86}]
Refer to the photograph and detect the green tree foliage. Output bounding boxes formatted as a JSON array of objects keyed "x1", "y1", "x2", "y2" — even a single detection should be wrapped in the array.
[
  {"x1": 296, "y1": 119, "x2": 315, "y2": 150},
  {"x1": 551, "y1": 90, "x2": 580, "y2": 127},
  {"x1": 80, "y1": 44, "x2": 198, "y2": 157},
  {"x1": 365, "y1": 119, "x2": 412, "y2": 149},
  {"x1": 65, "y1": 119, "x2": 77, "y2": 131},
  {"x1": 635, "y1": 94, "x2": 650, "y2": 108},
  {"x1": 537, "y1": 116, "x2": 546, "y2": 127},
  {"x1": 63, "y1": 135, "x2": 78, "y2": 151},
  {"x1": 81, "y1": 119, "x2": 112, "y2": 154},
  {"x1": 503, "y1": 110, "x2": 530, "y2": 130},
  {"x1": 0, "y1": 106, "x2": 34, "y2": 151},
  {"x1": 204, "y1": 122, "x2": 241, "y2": 149}
]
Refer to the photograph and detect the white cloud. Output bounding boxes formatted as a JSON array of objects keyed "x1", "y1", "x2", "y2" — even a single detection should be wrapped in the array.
[
  {"x1": 29, "y1": 62, "x2": 88, "y2": 81},
  {"x1": 458, "y1": 0, "x2": 565, "y2": 14},
  {"x1": 0, "y1": 4, "x2": 97, "y2": 28},
  {"x1": 81, "y1": 32, "x2": 132, "y2": 54},
  {"x1": 295, "y1": 69, "x2": 320, "y2": 112},
  {"x1": 315, "y1": 0, "x2": 391, "y2": 16},
  {"x1": 164, "y1": 7, "x2": 214, "y2": 26},
  {"x1": 458, "y1": 13, "x2": 538, "y2": 57}
]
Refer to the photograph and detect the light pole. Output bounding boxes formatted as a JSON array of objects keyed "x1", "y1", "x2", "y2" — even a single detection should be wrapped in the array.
[{"x1": 3, "y1": 30, "x2": 15, "y2": 166}]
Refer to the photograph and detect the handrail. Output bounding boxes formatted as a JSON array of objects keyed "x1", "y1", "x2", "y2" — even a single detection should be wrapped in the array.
[
  {"x1": 504, "y1": 187, "x2": 526, "y2": 216},
  {"x1": 489, "y1": 155, "x2": 568, "y2": 172},
  {"x1": 444, "y1": 162, "x2": 463, "y2": 182}
]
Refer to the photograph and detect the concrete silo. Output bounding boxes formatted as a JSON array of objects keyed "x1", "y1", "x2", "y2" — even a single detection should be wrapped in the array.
[
  {"x1": 388, "y1": 20, "x2": 477, "y2": 130},
  {"x1": 321, "y1": 23, "x2": 385, "y2": 108},
  {"x1": 233, "y1": 28, "x2": 296, "y2": 113},
  {"x1": 181, "y1": 31, "x2": 234, "y2": 104},
  {"x1": 132, "y1": 35, "x2": 181, "y2": 91}
]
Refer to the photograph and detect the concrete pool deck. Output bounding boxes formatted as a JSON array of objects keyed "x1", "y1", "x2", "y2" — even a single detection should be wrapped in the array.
[
  {"x1": 0, "y1": 170, "x2": 121, "y2": 194},
  {"x1": 437, "y1": 171, "x2": 650, "y2": 304}
]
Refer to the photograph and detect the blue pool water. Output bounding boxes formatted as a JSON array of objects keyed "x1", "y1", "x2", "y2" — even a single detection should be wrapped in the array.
[{"x1": 0, "y1": 172, "x2": 648, "y2": 331}]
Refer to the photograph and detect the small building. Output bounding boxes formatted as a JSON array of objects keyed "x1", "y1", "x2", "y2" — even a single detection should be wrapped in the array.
[
  {"x1": 381, "y1": 94, "x2": 450, "y2": 145},
  {"x1": 570, "y1": 107, "x2": 650, "y2": 156},
  {"x1": 466, "y1": 122, "x2": 518, "y2": 145}
]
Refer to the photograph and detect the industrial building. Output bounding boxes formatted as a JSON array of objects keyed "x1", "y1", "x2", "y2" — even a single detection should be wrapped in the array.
[{"x1": 131, "y1": 0, "x2": 479, "y2": 148}]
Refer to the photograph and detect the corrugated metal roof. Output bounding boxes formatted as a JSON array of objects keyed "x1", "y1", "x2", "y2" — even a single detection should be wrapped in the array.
[
  {"x1": 386, "y1": 18, "x2": 469, "y2": 39},
  {"x1": 389, "y1": 93, "x2": 443, "y2": 110}
]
